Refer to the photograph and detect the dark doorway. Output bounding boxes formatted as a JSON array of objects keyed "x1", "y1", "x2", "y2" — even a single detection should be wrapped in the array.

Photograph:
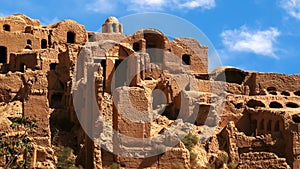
[
  {"x1": 20, "y1": 63, "x2": 25, "y2": 72},
  {"x1": 251, "y1": 120, "x2": 257, "y2": 136},
  {"x1": 27, "y1": 39, "x2": 32, "y2": 45},
  {"x1": 88, "y1": 34, "x2": 93, "y2": 41},
  {"x1": 294, "y1": 90, "x2": 300, "y2": 96},
  {"x1": 67, "y1": 31, "x2": 75, "y2": 43},
  {"x1": 269, "y1": 101, "x2": 283, "y2": 108},
  {"x1": 215, "y1": 70, "x2": 246, "y2": 85},
  {"x1": 3, "y1": 24, "x2": 10, "y2": 31},
  {"x1": 286, "y1": 102, "x2": 299, "y2": 108},
  {"x1": 112, "y1": 25, "x2": 116, "y2": 33},
  {"x1": 0, "y1": 46, "x2": 7, "y2": 64},
  {"x1": 50, "y1": 63, "x2": 58, "y2": 70},
  {"x1": 41, "y1": 39, "x2": 47, "y2": 49},
  {"x1": 224, "y1": 70, "x2": 246, "y2": 84},
  {"x1": 114, "y1": 59, "x2": 127, "y2": 88},
  {"x1": 101, "y1": 60, "x2": 106, "y2": 91},
  {"x1": 144, "y1": 32, "x2": 164, "y2": 63},
  {"x1": 182, "y1": 54, "x2": 191, "y2": 65},
  {"x1": 281, "y1": 91, "x2": 290, "y2": 96},
  {"x1": 246, "y1": 99, "x2": 265, "y2": 108},
  {"x1": 133, "y1": 42, "x2": 140, "y2": 52},
  {"x1": 292, "y1": 115, "x2": 300, "y2": 123},
  {"x1": 50, "y1": 93, "x2": 63, "y2": 108}
]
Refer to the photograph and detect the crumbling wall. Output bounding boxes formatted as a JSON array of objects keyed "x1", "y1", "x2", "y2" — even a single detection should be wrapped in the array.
[
  {"x1": 238, "y1": 152, "x2": 290, "y2": 169},
  {"x1": 173, "y1": 38, "x2": 208, "y2": 74},
  {"x1": 2, "y1": 14, "x2": 300, "y2": 169},
  {"x1": 48, "y1": 20, "x2": 87, "y2": 45},
  {"x1": 0, "y1": 70, "x2": 56, "y2": 168},
  {"x1": 254, "y1": 73, "x2": 300, "y2": 95}
]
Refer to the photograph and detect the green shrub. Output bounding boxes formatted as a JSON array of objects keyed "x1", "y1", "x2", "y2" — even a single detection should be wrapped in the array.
[
  {"x1": 172, "y1": 161, "x2": 184, "y2": 169},
  {"x1": 227, "y1": 162, "x2": 238, "y2": 169},
  {"x1": 190, "y1": 151, "x2": 198, "y2": 161},
  {"x1": 181, "y1": 133, "x2": 199, "y2": 151},
  {"x1": 0, "y1": 117, "x2": 37, "y2": 169},
  {"x1": 217, "y1": 152, "x2": 228, "y2": 164},
  {"x1": 110, "y1": 162, "x2": 121, "y2": 169},
  {"x1": 57, "y1": 146, "x2": 81, "y2": 169}
]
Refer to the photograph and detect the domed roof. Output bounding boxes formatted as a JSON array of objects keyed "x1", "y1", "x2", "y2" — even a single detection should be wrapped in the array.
[
  {"x1": 4, "y1": 15, "x2": 26, "y2": 24},
  {"x1": 105, "y1": 16, "x2": 119, "y2": 23}
]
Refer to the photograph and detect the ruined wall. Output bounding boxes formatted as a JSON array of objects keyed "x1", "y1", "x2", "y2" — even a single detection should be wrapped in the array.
[
  {"x1": 0, "y1": 15, "x2": 29, "y2": 32},
  {"x1": 172, "y1": 38, "x2": 208, "y2": 74},
  {"x1": 48, "y1": 20, "x2": 87, "y2": 45},
  {"x1": 113, "y1": 87, "x2": 151, "y2": 138},
  {"x1": 254, "y1": 73, "x2": 300, "y2": 95},
  {"x1": 2, "y1": 14, "x2": 300, "y2": 169},
  {"x1": 0, "y1": 32, "x2": 41, "y2": 63},
  {"x1": 0, "y1": 71, "x2": 56, "y2": 168},
  {"x1": 238, "y1": 152, "x2": 290, "y2": 169}
]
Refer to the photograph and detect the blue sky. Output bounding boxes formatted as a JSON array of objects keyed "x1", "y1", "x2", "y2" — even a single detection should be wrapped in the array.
[{"x1": 0, "y1": 0, "x2": 300, "y2": 74}]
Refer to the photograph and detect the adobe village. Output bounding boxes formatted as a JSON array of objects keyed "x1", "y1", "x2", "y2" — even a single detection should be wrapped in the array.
[{"x1": 0, "y1": 14, "x2": 300, "y2": 169}]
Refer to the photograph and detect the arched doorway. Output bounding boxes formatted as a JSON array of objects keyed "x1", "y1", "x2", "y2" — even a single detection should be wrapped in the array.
[
  {"x1": 41, "y1": 39, "x2": 47, "y2": 49},
  {"x1": 144, "y1": 30, "x2": 164, "y2": 63},
  {"x1": 3, "y1": 24, "x2": 10, "y2": 31},
  {"x1": 0, "y1": 46, "x2": 7, "y2": 64},
  {"x1": 182, "y1": 54, "x2": 191, "y2": 65},
  {"x1": 67, "y1": 31, "x2": 75, "y2": 43}
]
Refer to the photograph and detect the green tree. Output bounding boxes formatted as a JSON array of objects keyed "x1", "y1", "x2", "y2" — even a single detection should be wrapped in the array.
[
  {"x1": 0, "y1": 117, "x2": 37, "y2": 169},
  {"x1": 57, "y1": 146, "x2": 83, "y2": 169}
]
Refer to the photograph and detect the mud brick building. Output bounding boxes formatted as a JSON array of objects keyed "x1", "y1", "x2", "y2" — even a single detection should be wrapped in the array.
[{"x1": 0, "y1": 14, "x2": 299, "y2": 168}]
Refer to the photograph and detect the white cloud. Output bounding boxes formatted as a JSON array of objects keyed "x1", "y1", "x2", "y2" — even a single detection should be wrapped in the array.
[
  {"x1": 86, "y1": 0, "x2": 116, "y2": 13},
  {"x1": 280, "y1": 0, "x2": 300, "y2": 19},
  {"x1": 221, "y1": 26, "x2": 280, "y2": 59},
  {"x1": 127, "y1": 0, "x2": 166, "y2": 11},
  {"x1": 129, "y1": 0, "x2": 215, "y2": 11},
  {"x1": 86, "y1": 0, "x2": 215, "y2": 13},
  {"x1": 178, "y1": 0, "x2": 215, "y2": 9}
]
